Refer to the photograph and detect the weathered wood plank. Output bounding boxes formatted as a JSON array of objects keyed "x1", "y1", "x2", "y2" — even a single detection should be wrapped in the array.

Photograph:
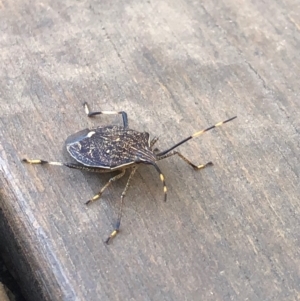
[{"x1": 0, "y1": 0, "x2": 299, "y2": 300}]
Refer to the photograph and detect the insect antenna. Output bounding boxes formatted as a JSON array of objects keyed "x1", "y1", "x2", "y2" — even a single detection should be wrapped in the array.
[{"x1": 157, "y1": 116, "x2": 237, "y2": 157}]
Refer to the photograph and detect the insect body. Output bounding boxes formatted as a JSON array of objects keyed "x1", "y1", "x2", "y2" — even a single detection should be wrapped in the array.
[{"x1": 23, "y1": 103, "x2": 236, "y2": 243}]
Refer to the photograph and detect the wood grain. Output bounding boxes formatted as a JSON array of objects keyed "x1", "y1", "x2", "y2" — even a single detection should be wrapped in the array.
[{"x1": 0, "y1": 0, "x2": 299, "y2": 300}]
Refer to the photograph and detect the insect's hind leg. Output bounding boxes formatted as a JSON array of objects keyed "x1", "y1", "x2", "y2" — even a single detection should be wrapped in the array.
[
  {"x1": 22, "y1": 158, "x2": 83, "y2": 169},
  {"x1": 85, "y1": 169, "x2": 126, "y2": 205},
  {"x1": 157, "y1": 151, "x2": 213, "y2": 170},
  {"x1": 22, "y1": 158, "x2": 110, "y2": 173},
  {"x1": 83, "y1": 102, "x2": 128, "y2": 128},
  {"x1": 105, "y1": 166, "x2": 138, "y2": 244}
]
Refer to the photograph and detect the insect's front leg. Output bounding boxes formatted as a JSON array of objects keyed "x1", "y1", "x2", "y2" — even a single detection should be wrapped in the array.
[
  {"x1": 156, "y1": 152, "x2": 213, "y2": 170},
  {"x1": 150, "y1": 136, "x2": 159, "y2": 148}
]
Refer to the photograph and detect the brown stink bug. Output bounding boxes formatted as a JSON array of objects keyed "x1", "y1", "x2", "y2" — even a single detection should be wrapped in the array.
[{"x1": 23, "y1": 103, "x2": 236, "y2": 243}]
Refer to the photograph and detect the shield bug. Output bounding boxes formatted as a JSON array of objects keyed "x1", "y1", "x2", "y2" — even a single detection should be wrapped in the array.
[{"x1": 23, "y1": 103, "x2": 236, "y2": 243}]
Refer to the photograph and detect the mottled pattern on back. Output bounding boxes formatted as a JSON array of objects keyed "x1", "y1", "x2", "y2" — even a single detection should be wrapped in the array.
[{"x1": 66, "y1": 125, "x2": 156, "y2": 168}]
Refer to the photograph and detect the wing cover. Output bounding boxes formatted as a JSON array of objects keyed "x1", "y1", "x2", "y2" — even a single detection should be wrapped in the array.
[{"x1": 66, "y1": 126, "x2": 156, "y2": 168}]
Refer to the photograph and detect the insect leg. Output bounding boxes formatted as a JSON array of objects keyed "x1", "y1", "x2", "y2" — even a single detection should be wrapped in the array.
[
  {"x1": 85, "y1": 169, "x2": 126, "y2": 205},
  {"x1": 22, "y1": 158, "x2": 111, "y2": 173},
  {"x1": 83, "y1": 102, "x2": 128, "y2": 128},
  {"x1": 157, "y1": 151, "x2": 213, "y2": 170},
  {"x1": 150, "y1": 136, "x2": 159, "y2": 148},
  {"x1": 147, "y1": 162, "x2": 167, "y2": 202},
  {"x1": 105, "y1": 166, "x2": 138, "y2": 244}
]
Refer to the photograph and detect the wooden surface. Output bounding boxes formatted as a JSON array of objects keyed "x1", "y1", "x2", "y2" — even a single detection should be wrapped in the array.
[{"x1": 1, "y1": 0, "x2": 300, "y2": 300}]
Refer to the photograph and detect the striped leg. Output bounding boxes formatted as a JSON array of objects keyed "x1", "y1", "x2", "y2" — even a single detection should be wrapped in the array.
[
  {"x1": 106, "y1": 166, "x2": 138, "y2": 244},
  {"x1": 22, "y1": 158, "x2": 112, "y2": 173},
  {"x1": 85, "y1": 169, "x2": 126, "y2": 205},
  {"x1": 83, "y1": 102, "x2": 128, "y2": 128},
  {"x1": 150, "y1": 136, "x2": 159, "y2": 148},
  {"x1": 157, "y1": 151, "x2": 213, "y2": 170}
]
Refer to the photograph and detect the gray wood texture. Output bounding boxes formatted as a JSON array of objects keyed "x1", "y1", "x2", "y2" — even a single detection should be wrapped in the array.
[{"x1": 1, "y1": 0, "x2": 299, "y2": 300}]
